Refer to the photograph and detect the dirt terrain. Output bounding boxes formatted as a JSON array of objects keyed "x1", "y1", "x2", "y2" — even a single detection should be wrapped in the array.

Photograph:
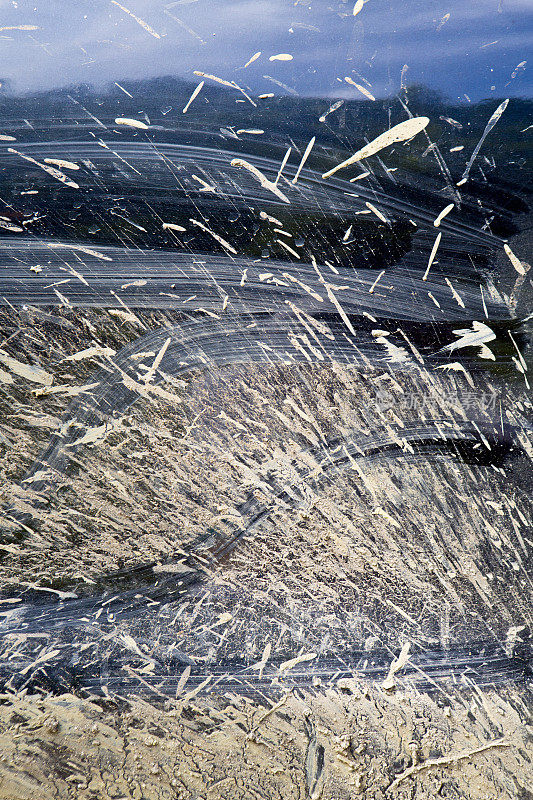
[{"x1": 0, "y1": 680, "x2": 531, "y2": 799}]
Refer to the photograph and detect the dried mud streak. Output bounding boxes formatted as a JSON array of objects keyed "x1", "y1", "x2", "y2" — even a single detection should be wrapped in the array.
[
  {"x1": 0, "y1": 237, "x2": 511, "y2": 321},
  {"x1": 0, "y1": 339, "x2": 531, "y2": 696}
]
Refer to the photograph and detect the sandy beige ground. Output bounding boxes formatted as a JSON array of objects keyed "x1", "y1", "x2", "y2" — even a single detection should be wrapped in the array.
[{"x1": 0, "y1": 681, "x2": 531, "y2": 800}]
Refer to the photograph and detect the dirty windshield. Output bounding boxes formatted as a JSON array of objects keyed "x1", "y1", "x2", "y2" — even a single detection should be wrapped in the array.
[{"x1": 0, "y1": 1, "x2": 531, "y2": 798}]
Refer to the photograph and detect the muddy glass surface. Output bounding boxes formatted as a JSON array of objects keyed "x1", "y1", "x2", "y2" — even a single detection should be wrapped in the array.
[{"x1": 0, "y1": 2, "x2": 531, "y2": 798}]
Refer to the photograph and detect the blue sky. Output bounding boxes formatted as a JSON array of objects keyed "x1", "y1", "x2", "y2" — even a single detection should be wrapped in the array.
[{"x1": 0, "y1": 0, "x2": 530, "y2": 101}]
